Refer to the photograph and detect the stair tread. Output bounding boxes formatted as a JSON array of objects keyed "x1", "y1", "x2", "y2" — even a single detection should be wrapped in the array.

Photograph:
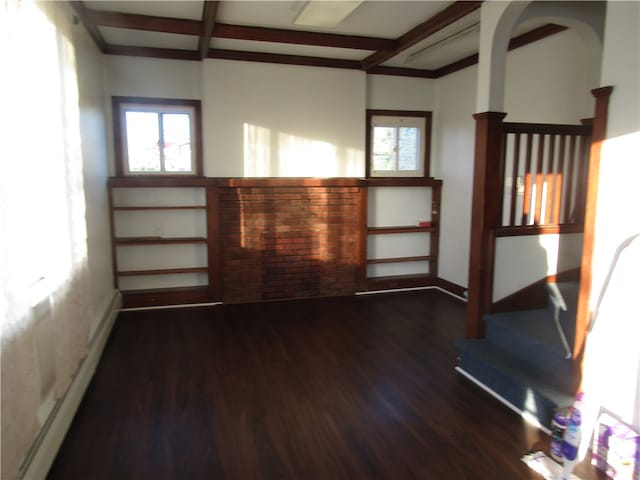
[{"x1": 457, "y1": 339, "x2": 577, "y2": 403}]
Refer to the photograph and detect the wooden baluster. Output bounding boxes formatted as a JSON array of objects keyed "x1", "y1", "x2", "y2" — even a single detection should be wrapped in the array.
[
  {"x1": 573, "y1": 134, "x2": 589, "y2": 222},
  {"x1": 564, "y1": 134, "x2": 577, "y2": 223},
  {"x1": 553, "y1": 135, "x2": 566, "y2": 224},
  {"x1": 544, "y1": 134, "x2": 556, "y2": 224},
  {"x1": 521, "y1": 133, "x2": 533, "y2": 225},
  {"x1": 534, "y1": 134, "x2": 545, "y2": 224},
  {"x1": 509, "y1": 133, "x2": 520, "y2": 226}
]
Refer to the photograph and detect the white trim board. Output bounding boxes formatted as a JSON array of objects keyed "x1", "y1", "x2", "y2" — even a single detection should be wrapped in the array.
[
  {"x1": 357, "y1": 285, "x2": 468, "y2": 302},
  {"x1": 19, "y1": 291, "x2": 122, "y2": 480}
]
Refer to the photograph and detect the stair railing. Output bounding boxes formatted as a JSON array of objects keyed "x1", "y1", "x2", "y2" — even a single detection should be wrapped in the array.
[{"x1": 495, "y1": 122, "x2": 592, "y2": 236}]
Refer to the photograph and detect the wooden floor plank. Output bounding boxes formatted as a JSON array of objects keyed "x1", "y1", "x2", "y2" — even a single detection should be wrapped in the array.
[{"x1": 48, "y1": 291, "x2": 605, "y2": 479}]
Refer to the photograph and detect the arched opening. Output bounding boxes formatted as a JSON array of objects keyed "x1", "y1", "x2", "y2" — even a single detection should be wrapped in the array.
[{"x1": 460, "y1": 0, "x2": 611, "y2": 432}]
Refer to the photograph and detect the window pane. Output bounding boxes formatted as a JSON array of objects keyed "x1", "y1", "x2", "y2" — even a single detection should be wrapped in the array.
[
  {"x1": 162, "y1": 113, "x2": 192, "y2": 172},
  {"x1": 398, "y1": 127, "x2": 419, "y2": 171},
  {"x1": 372, "y1": 126, "x2": 396, "y2": 171},
  {"x1": 125, "y1": 112, "x2": 161, "y2": 172}
]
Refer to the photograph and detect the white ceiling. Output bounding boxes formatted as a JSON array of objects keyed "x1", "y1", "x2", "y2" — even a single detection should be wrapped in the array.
[{"x1": 82, "y1": 0, "x2": 562, "y2": 73}]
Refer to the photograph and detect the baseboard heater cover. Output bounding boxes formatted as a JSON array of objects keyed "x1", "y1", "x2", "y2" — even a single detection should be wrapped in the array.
[{"x1": 19, "y1": 290, "x2": 122, "y2": 480}]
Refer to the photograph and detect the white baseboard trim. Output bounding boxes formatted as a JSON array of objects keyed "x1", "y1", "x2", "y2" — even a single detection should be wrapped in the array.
[
  {"x1": 19, "y1": 290, "x2": 122, "y2": 480},
  {"x1": 455, "y1": 366, "x2": 551, "y2": 435},
  {"x1": 356, "y1": 285, "x2": 468, "y2": 302}
]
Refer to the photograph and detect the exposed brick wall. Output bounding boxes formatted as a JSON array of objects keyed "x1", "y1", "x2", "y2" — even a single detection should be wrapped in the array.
[{"x1": 219, "y1": 186, "x2": 361, "y2": 303}]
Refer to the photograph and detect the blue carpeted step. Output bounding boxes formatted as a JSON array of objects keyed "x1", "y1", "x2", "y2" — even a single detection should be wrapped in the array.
[
  {"x1": 485, "y1": 307, "x2": 576, "y2": 370},
  {"x1": 456, "y1": 339, "x2": 577, "y2": 427}
]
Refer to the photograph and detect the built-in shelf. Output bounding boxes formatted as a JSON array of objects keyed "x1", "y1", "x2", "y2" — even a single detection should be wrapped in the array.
[
  {"x1": 115, "y1": 236, "x2": 207, "y2": 245},
  {"x1": 118, "y1": 267, "x2": 208, "y2": 276},
  {"x1": 113, "y1": 205, "x2": 206, "y2": 211},
  {"x1": 365, "y1": 181, "x2": 441, "y2": 290},
  {"x1": 109, "y1": 180, "x2": 212, "y2": 304},
  {"x1": 367, "y1": 225, "x2": 436, "y2": 234},
  {"x1": 367, "y1": 255, "x2": 434, "y2": 265}
]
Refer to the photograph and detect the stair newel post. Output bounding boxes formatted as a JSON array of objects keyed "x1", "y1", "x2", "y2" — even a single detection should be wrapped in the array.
[
  {"x1": 466, "y1": 112, "x2": 507, "y2": 339},
  {"x1": 574, "y1": 86, "x2": 614, "y2": 361}
]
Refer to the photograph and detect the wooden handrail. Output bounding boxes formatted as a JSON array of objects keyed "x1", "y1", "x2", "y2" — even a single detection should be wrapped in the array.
[{"x1": 498, "y1": 121, "x2": 593, "y2": 232}]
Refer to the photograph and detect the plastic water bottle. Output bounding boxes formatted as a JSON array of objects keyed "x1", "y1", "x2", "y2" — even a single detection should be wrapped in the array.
[
  {"x1": 550, "y1": 411, "x2": 567, "y2": 462},
  {"x1": 561, "y1": 393, "x2": 584, "y2": 479}
]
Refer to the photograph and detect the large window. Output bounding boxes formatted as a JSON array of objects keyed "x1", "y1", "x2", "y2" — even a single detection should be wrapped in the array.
[
  {"x1": 366, "y1": 110, "x2": 432, "y2": 178},
  {"x1": 113, "y1": 97, "x2": 203, "y2": 176}
]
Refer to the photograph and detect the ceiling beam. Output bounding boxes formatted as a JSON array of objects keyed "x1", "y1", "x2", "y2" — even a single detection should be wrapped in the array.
[
  {"x1": 199, "y1": 1, "x2": 219, "y2": 59},
  {"x1": 86, "y1": 10, "x2": 202, "y2": 36},
  {"x1": 367, "y1": 66, "x2": 438, "y2": 79},
  {"x1": 69, "y1": 1, "x2": 107, "y2": 52},
  {"x1": 104, "y1": 45, "x2": 200, "y2": 61},
  {"x1": 361, "y1": 1, "x2": 482, "y2": 70},
  {"x1": 213, "y1": 24, "x2": 393, "y2": 51},
  {"x1": 208, "y1": 49, "x2": 361, "y2": 70}
]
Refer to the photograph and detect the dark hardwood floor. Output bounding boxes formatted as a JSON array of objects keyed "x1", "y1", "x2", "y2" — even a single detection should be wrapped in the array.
[{"x1": 48, "y1": 290, "x2": 605, "y2": 479}]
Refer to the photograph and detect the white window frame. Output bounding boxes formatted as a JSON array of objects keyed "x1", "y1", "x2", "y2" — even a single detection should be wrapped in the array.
[
  {"x1": 370, "y1": 115, "x2": 426, "y2": 177},
  {"x1": 366, "y1": 110, "x2": 431, "y2": 179}
]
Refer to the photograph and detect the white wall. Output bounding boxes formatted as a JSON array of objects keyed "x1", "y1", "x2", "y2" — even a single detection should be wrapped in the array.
[
  {"x1": 493, "y1": 233, "x2": 583, "y2": 301},
  {"x1": 75, "y1": 20, "x2": 117, "y2": 340},
  {"x1": 366, "y1": 75, "x2": 435, "y2": 111},
  {"x1": 581, "y1": 0, "x2": 640, "y2": 431},
  {"x1": 504, "y1": 29, "x2": 593, "y2": 122},
  {"x1": 105, "y1": 56, "x2": 203, "y2": 99},
  {"x1": 202, "y1": 60, "x2": 365, "y2": 177},
  {"x1": 1, "y1": 2, "x2": 116, "y2": 478},
  {"x1": 433, "y1": 65, "x2": 477, "y2": 287},
  {"x1": 434, "y1": 28, "x2": 593, "y2": 293}
]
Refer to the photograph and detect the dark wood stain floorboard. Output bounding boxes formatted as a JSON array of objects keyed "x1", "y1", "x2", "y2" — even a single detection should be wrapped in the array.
[{"x1": 48, "y1": 290, "x2": 605, "y2": 479}]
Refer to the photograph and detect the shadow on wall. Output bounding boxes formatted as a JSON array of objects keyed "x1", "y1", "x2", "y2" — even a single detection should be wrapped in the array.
[{"x1": 243, "y1": 123, "x2": 364, "y2": 178}]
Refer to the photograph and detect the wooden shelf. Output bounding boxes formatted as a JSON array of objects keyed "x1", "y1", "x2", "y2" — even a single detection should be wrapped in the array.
[
  {"x1": 115, "y1": 236, "x2": 207, "y2": 245},
  {"x1": 367, "y1": 225, "x2": 435, "y2": 234},
  {"x1": 366, "y1": 273, "x2": 436, "y2": 291},
  {"x1": 113, "y1": 205, "x2": 206, "y2": 211},
  {"x1": 109, "y1": 176, "x2": 208, "y2": 187},
  {"x1": 365, "y1": 178, "x2": 442, "y2": 187},
  {"x1": 367, "y1": 255, "x2": 434, "y2": 265},
  {"x1": 121, "y1": 286, "x2": 214, "y2": 308},
  {"x1": 118, "y1": 267, "x2": 208, "y2": 276}
]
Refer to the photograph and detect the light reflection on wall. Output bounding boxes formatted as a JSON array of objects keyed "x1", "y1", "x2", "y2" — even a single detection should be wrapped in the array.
[
  {"x1": 242, "y1": 122, "x2": 364, "y2": 178},
  {"x1": 243, "y1": 123, "x2": 271, "y2": 177}
]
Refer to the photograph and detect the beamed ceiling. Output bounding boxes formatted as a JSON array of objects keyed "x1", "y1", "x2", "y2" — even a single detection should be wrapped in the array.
[{"x1": 71, "y1": 1, "x2": 568, "y2": 78}]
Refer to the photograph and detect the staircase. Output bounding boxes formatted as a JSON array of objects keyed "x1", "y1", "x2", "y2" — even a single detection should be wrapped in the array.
[{"x1": 456, "y1": 281, "x2": 581, "y2": 429}]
